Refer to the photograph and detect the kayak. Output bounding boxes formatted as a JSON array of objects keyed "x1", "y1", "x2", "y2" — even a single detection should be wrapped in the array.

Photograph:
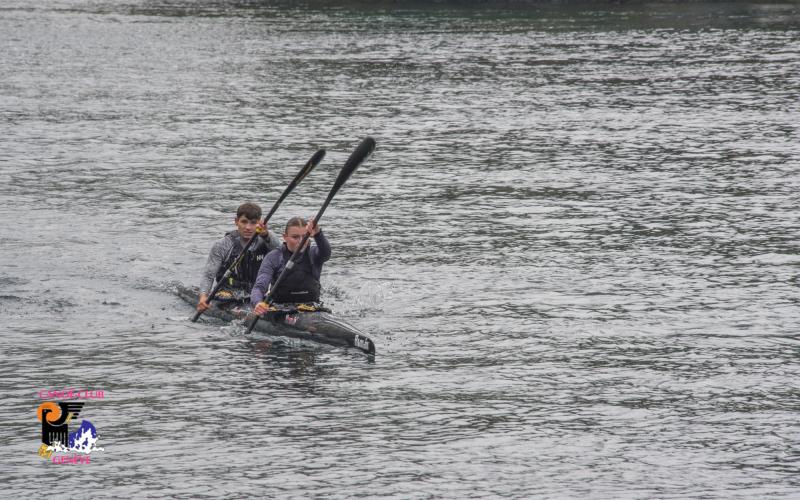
[{"x1": 176, "y1": 284, "x2": 376, "y2": 355}]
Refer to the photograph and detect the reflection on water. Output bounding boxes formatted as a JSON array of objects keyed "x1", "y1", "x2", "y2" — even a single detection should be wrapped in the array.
[{"x1": 1, "y1": 0, "x2": 799, "y2": 497}]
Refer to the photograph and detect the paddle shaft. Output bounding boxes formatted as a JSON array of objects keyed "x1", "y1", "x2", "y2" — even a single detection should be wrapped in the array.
[{"x1": 191, "y1": 149, "x2": 325, "y2": 322}]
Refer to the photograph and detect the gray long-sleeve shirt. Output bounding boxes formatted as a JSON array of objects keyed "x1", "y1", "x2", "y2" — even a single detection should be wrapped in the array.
[{"x1": 199, "y1": 230, "x2": 281, "y2": 295}]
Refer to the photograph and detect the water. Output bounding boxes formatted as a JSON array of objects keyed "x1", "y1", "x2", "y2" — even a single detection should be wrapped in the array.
[{"x1": 1, "y1": 1, "x2": 799, "y2": 497}]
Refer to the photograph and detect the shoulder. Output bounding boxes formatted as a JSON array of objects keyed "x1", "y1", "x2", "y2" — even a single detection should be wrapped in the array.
[
  {"x1": 252, "y1": 231, "x2": 279, "y2": 251},
  {"x1": 216, "y1": 230, "x2": 239, "y2": 245},
  {"x1": 210, "y1": 235, "x2": 233, "y2": 252},
  {"x1": 264, "y1": 230, "x2": 282, "y2": 249},
  {"x1": 252, "y1": 230, "x2": 280, "y2": 248},
  {"x1": 265, "y1": 247, "x2": 284, "y2": 264}
]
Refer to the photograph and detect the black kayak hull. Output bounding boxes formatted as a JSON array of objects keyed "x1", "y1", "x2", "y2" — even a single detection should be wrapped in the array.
[{"x1": 177, "y1": 285, "x2": 375, "y2": 355}]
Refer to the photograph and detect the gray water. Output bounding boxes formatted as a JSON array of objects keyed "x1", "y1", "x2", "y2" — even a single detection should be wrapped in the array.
[{"x1": 2, "y1": 1, "x2": 799, "y2": 498}]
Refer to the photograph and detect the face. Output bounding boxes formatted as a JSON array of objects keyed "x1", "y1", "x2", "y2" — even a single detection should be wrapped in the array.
[
  {"x1": 235, "y1": 216, "x2": 258, "y2": 241},
  {"x1": 283, "y1": 225, "x2": 306, "y2": 253}
]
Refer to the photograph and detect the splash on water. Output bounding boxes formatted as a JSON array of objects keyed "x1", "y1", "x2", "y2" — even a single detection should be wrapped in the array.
[{"x1": 47, "y1": 420, "x2": 103, "y2": 454}]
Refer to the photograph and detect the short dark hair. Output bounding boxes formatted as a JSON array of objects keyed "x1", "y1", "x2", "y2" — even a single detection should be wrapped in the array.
[
  {"x1": 236, "y1": 203, "x2": 262, "y2": 221},
  {"x1": 284, "y1": 216, "x2": 306, "y2": 234}
]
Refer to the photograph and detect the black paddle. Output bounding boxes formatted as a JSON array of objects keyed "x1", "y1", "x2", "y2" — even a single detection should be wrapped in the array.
[
  {"x1": 192, "y1": 149, "x2": 325, "y2": 322},
  {"x1": 245, "y1": 137, "x2": 376, "y2": 335}
]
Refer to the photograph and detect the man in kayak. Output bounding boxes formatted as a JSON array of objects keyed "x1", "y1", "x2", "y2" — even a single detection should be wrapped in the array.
[
  {"x1": 196, "y1": 203, "x2": 281, "y2": 313},
  {"x1": 251, "y1": 216, "x2": 330, "y2": 314}
]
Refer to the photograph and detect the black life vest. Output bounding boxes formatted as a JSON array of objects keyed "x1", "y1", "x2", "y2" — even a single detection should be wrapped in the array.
[
  {"x1": 270, "y1": 246, "x2": 321, "y2": 304},
  {"x1": 216, "y1": 232, "x2": 270, "y2": 293}
]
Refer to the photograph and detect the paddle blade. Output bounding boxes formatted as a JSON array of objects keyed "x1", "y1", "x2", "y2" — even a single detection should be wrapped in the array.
[
  {"x1": 331, "y1": 137, "x2": 376, "y2": 195},
  {"x1": 244, "y1": 313, "x2": 259, "y2": 335},
  {"x1": 264, "y1": 149, "x2": 326, "y2": 222},
  {"x1": 299, "y1": 149, "x2": 326, "y2": 183}
]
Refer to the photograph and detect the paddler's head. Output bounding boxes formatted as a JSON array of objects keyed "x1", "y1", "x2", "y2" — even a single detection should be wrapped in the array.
[
  {"x1": 283, "y1": 217, "x2": 307, "y2": 253},
  {"x1": 234, "y1": 202, "x2": 262, "y2": 242}
]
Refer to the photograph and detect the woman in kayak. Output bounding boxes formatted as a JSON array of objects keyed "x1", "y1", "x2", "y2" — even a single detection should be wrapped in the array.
[
  {"x1": 250, "y1": 216, "x2": 330, "y2": 313},
  {"x1": 196, "y1": 203, "x2": 281, "y2": 313}
]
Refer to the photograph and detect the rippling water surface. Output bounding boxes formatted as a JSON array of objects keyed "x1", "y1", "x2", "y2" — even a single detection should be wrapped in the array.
[{"x1": 2, "y1": 1, "x2": 799, "y2": 497}]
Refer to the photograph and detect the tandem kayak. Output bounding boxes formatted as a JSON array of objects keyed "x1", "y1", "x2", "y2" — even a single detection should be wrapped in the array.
[{"x1": 177, "y1": 284, "x2": 376, "y2": 355}]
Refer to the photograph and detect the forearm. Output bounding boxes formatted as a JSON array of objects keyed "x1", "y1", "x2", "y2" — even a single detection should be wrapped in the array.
[
  {"x1": 312, "y1": 230, "x2": 331, "y2": 264},
  {"x1": 199, "y1": 248, "x2": 223, "y2": 294},
  {"x1": 250, "y1": 260, "x2": 274, "y2": 306},
  {"x1": 250, "y1": 287, "x2": 264, "y2": 306}
]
